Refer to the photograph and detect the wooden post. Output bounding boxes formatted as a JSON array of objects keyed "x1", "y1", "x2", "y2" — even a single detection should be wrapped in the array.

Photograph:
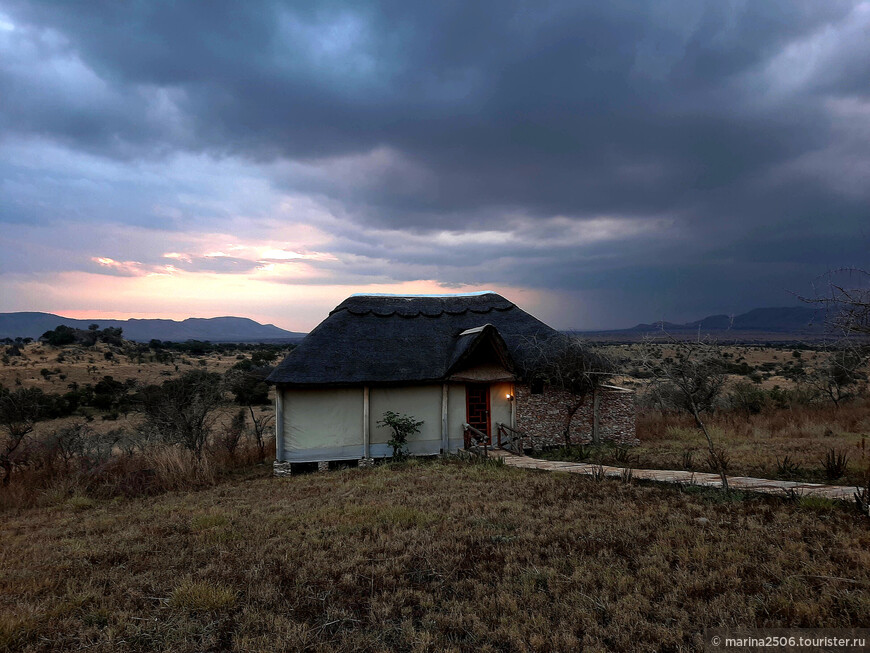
[
  {"x1": 363, "y1": 386, "x2": 370, "y2": 459},
  {"x1": 441, "y1": 384, "x2": 449, "y2": 453},
  {"x1": 275, "y1": 387, "x2": 285, "y2": 462}
]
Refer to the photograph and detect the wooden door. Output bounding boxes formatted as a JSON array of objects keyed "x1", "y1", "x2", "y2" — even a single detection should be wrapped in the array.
[{"x1": 465, "y1": 384, "x2": 490, "y2": 444}]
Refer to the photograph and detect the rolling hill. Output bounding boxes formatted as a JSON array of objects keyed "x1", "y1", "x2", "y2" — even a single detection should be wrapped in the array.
[{"x1": 0, "y1": 312, "x2": 306, "y2": 343}]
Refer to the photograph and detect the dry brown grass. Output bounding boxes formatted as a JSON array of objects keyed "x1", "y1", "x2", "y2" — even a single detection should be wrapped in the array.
[
  {"x1": 0, "y1": 439, "x2": 275, "y2": 512},
  {"x1": 1, "y1": 458, "x2": 868, "y2": 652},
  {"x1": 635, "y1": 400, "x2": 870, "y2": 485}
]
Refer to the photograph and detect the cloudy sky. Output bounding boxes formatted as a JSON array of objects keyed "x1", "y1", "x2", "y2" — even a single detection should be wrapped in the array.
[{"x1": 1, "y1": 1, "x2": 869, "y2": 331}]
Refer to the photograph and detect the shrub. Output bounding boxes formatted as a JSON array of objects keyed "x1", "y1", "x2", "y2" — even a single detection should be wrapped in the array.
[
  {"x1": 0, "y1": 386, "x2": 48, "y2": 486},
  {"x1": 377, "y1": 411, "x2": 423, "y2": 460},
  {"x1": 729, "y1": 381, "x2": 769, "y2": 415}
]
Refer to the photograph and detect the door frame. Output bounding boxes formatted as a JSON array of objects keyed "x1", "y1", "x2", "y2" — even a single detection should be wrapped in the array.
[{"x1": 465, "y1": 383, "x2": 491, "y2": 444}]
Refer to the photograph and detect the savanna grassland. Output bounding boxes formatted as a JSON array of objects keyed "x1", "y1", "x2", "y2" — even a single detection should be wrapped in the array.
[
  {"x1": 0, "y1": 340, "x2": 263, "y2": 439},
  {"x1": 3, "y1": 337, "x2": 869, "y2": 501},
  {"x1": 0, "y1": 336, "x2": 283, "y2": 509},
  {"x1": 1, "y1": 458, "x2": 869, "y2": 653},
  {"x1": 597, "y1": 343, "x2": 870, "y2": 487}
]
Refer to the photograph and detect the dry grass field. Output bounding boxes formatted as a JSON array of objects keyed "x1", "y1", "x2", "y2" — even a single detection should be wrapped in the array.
[
  {"x1": 593, "y1": 343, "x2": 870, "y2": 487},
  {"x1": 0, "y1": 341, "x2": 242, "y2": 393},
  {"x1": 0, "y1": 341, "x2": 278, "y2": 440},
  {"x1": 1, "y1": 458, "x2": 868, "y2": 653},
  {"x1": 633, "y1": 402, "x2": 870, "y2": 487}
]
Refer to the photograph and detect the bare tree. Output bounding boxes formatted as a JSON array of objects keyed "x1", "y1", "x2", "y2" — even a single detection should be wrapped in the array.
[
  {"x1": 807, "y1": 268, "x2": 870, "y2": 336},
  {"x1": 45, "y1": 422, "x2": 93, "y2": 470},
  {"x1": 521, "y1": 334, "x2": 614, "y2": 446},
  {"x1": 217, "y1": 409, "x2": 246, "y2": 459},
  {"x1": 0, "y1": 387, "x2": 45, "y2": 485},
  {"x1": 640, "y1": 335, "x2": 730, "y2": 491},
  {"x1": 142, "y1": 370, "x2": 224, "y2": 458},
  {"x1": 248, "y1": 406, "x2": 274, "y2": 463},
  {"x1": 799, "y1": 268, "x2": 870, "y2": 408}
]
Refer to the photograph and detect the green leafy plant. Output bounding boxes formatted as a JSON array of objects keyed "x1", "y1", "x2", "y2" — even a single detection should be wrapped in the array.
[{"x1": 377, "y1": 411, "x2": 423, "y2": 460}]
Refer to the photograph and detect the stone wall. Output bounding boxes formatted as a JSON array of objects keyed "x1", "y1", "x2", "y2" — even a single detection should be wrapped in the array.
[{"x1": 515, "y1": 385, "x2": 637, "y2": 448}]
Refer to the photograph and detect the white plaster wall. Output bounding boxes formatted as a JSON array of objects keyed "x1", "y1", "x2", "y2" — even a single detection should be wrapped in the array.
[
  {"x1": 447, "y1": 383, "x2": 468, "y2": 450},
  {"x1": 489, "y1": 381, "x2": 514, "y2": 439}
]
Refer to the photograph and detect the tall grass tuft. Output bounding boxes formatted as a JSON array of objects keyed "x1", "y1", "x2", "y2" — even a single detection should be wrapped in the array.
[
  {"x1": 775, "y1": 455, "x2": 802, "y2": 479},
  {"x1": 821, "y1": 449, "x2": 849, "y2": 482},
  {"x1": 169, "y1": 579, "x2": 237, "y2": 612}
]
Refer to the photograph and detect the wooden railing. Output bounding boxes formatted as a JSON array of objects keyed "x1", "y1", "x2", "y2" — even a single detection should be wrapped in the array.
[
  {"x1": 462, "y1": 423, "x2": 490, "y2": 457},
  {"x1": 462, "y1": 423, "x2": 529, "y2": 458},
  {"x1": 496, "y1": 423, "x2": 527, "y2": 455}
]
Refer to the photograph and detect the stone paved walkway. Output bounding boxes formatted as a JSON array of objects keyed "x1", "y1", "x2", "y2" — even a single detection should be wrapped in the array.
[{"x1": 490, "y1": 450, "x2": 857, "y2": 501}]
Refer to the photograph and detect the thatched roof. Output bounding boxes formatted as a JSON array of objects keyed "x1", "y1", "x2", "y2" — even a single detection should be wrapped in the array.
[{"x1": 267, "y1": 293, "x2": 560, "y2": 386}]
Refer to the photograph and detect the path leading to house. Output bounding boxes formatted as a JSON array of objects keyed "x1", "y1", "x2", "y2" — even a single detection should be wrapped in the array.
[{"x1": 490, "y1": 450, "x2": 857, "y2": 501}]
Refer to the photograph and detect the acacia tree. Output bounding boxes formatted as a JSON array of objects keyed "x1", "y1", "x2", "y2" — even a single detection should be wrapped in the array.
[
  {"x1": 640, "y1": 335, "x2": 730, "y2": 491},
  {"x1": 0, "y1": 387, "x2": 46, "y2": 485},
  {"x1": 521, "y1": 334, "x2": 614, "y2": 447},
  {"x1": 223, "y1": 361, "x2": 275, "y2": 462},
  {"x1": 800, "y1": 347, "x2": 867, "y2": 408},
  {"x1": 225, "y1": 363, "x2": 272, "y2": 406}
]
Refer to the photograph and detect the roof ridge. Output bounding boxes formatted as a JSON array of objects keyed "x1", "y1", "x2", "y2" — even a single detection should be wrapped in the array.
[
  {"x1": 330, "y1": 305, "x2": 517, "y2": 318},
  {"x1": 349, "y1": 290, "x2": 499, "y2": 298},
  {"x1": 329, "y1": 294, "x2": 516, "y2": 318}
]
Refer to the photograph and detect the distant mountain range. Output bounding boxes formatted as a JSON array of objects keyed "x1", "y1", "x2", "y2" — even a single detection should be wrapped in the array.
[
  {"x1": 630, "y1": 306, "x2": 826, "y2": 333},
  {"x1": 0, "y1": 305, "x2": 830, "y2": 344},
  {"x1": 0, "y1": 312, "x2": 306, "y2": 343},
  {"x1": 581, "y1": 306, "x2": 829, "y2": 341}
]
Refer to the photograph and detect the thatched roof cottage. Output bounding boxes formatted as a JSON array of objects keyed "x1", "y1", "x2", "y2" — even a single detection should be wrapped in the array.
[{"x1": 267, "y1": 292, "x2": 634, "y2": 474}]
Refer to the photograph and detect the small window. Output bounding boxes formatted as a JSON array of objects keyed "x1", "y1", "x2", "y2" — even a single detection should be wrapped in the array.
[{"x1": 530, "y1": 378, "x2": 544, "y2": 395}]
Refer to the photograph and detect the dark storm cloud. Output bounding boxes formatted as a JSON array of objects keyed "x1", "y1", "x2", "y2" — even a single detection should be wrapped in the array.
[{"x1": 1, "y1": 0, "x2": 869, "y2": 325}]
